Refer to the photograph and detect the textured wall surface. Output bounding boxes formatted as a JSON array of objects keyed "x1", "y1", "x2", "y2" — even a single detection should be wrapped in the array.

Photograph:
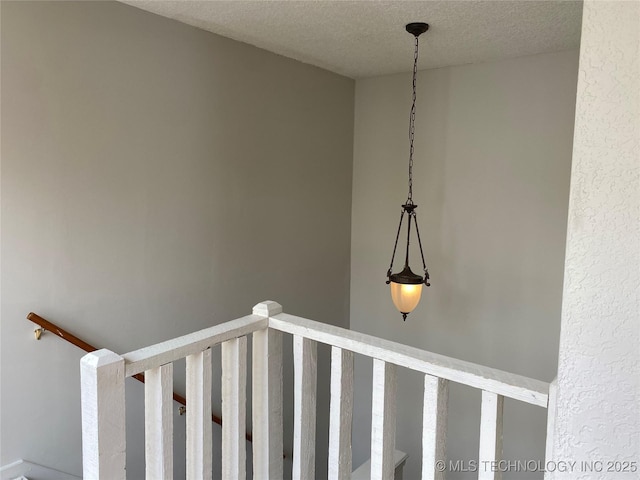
[
  {"x1": 551, "y1": 1, "x2": 640, "y2": 477},
  {"x1": 1, "y1": 2, "x2": 353, "y2": 478},
  {"x1": 350, "y1": 50, "x2": 579, "y2": 479}
]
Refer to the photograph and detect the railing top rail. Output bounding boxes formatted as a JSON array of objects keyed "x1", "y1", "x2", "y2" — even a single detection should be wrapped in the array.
[
  {"x1": 60, "y1": 299, "x2": 547, "y2": 406},
  {"x1": 269, "y1": 313, "x2": 549, "y2": 407},
  {"x1": 123, "y1": 314, "x2": 267, "y2": 377}
]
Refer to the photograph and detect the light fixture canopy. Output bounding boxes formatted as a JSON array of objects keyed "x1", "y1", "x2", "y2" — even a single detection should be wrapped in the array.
[
  {"x1": 385, "y1": 22, "x2": 431, "y2": 321},
  {"x1": 405, "y1": 22, "x2": 429, "y2": 37}
]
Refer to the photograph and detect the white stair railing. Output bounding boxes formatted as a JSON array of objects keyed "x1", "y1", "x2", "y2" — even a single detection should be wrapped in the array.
[{"x1": 81, "y1": 301, "x2": 552, "y2": 480}]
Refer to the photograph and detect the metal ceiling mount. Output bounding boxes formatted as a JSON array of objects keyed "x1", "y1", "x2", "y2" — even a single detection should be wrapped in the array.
[{"x1": 405, "y1": 22, "x2": 429, "y2": 37}]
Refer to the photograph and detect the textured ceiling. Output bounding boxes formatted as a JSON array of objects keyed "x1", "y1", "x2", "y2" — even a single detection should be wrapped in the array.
[{"x1": 121, "y1": 0, "x2": 583, "y2": 78}]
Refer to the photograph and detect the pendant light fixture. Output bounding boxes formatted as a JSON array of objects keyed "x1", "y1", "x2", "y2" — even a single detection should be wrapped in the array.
[{"x1": 385, "y1": 22, "x2": 431, "y2": 321}]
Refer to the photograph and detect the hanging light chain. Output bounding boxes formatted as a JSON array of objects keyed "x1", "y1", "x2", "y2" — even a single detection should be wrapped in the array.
[{"x1": 407, "y1": 34, "x2": 420, "y2": 204}]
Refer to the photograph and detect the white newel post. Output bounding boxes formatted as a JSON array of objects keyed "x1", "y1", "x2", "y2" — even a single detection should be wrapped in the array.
[
  {"x1": 252, "y1": 301, "x2": 284, "y2": 480},
  {"x1": 81, "y1": 349, "x2": 126, "y2": 480}
]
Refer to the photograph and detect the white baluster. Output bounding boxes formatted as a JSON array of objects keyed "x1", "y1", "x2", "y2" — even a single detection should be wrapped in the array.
[
  {"x1": 328, "y1": 346, "x2": 354, "y2": 480},
  {"x1": 371, "y1": 359, "x2": 397, "y2": 480},
  {"x1": 478, "y1": 391, "x2": 504, "y2": 480},
  {"x1": 222, "y1": 336, "x2": 247, "y2": 480},
  {"x1": 292, "y1": 336, "x2": 318, "y2": 480},
  {"x1": 422, "y1": 375, "x2": 448, "y2": 480},
  {"x1": 186, "y1": 349, "x2": 212, "y2": 480},
  {"x1": 145, "y1": 363, "x2": 174, "y2": 480}
]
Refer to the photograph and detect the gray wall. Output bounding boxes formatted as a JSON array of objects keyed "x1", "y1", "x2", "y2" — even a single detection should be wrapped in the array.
[
  {"x1": 0, "y1": 1, "x2": 353, "y2": 478},
  {"x1": 350, "y1": 50, "x2": 578, "y2": 478}
]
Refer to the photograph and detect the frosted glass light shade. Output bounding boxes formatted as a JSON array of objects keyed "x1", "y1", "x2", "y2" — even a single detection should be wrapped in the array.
[{"x1": 390, "y1": 281, "x2": 423, "y2": 315}]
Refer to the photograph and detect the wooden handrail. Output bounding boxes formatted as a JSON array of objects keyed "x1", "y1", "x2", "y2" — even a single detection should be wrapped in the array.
[{"x1": 26, "y1": 312, "x2": 252, "y2": 443}]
